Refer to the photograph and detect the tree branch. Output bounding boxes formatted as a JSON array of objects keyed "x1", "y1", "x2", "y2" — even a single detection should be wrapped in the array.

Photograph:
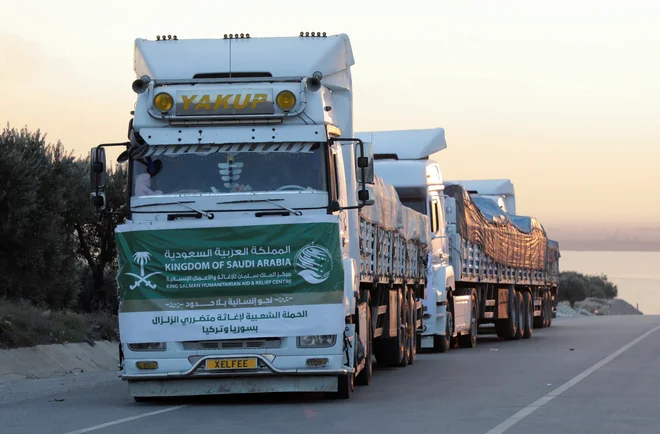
[{"x1": 75, "y1": 223, "x2": 97, "y2": 274}]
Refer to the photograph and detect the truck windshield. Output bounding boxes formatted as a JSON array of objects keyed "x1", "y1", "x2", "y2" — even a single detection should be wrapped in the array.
[
  {"x1": 131, "y1": 143, "x2": 328, "y2": 196},
  {"x1": 399, "y1": 198, "x2": 426, "y2": 214}
]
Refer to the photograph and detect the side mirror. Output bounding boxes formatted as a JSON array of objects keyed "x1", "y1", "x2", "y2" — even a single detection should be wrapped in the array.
[
  {"x1": 90, "y1": 146, "x2": 107, "y2": 190},
  {"x1": 90, "y1": 146, "x2": 107, "y2": 210},
  {"x1": 357, "y1": 185, "x2": 375, "y2": 207},
  {"x1": 90, "y1": 192, "x2": 107, "y2": 210},
  {"x1": 355, "y1": 141, "x2": 374, "y2": 185}
]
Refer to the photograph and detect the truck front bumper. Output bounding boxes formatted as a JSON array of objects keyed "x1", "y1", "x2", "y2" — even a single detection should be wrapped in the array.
[
  {"x1": 122, "y1": 353, "x2": 351, "y2": 380},
  {"x1": 419, "y1": 289, "x2": 448, "y2": 348},
  {"x1": 123, "y1": 353, "x2": 350, "y2": 397}
]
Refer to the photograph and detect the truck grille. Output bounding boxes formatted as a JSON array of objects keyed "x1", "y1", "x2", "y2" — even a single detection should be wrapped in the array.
[{"x1": 183, "y1": 338, "x2": 281, "y2": 351}]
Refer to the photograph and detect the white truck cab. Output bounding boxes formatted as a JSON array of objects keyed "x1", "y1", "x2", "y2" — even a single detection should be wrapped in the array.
[
  {"x1": 355, "y1": 128, "x2": 473, "y2": 351},
  {"x1": 445, "y1": 179, "x2": 516, "y2": 215}
]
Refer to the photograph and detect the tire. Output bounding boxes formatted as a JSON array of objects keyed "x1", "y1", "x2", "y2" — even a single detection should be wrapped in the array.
[
  {"x1": 398, "y1": 290, "x2": 410, "y2": 367},
  {"x1": 533, "y1": 291, "x2": 544, "y2": 329},
  {"x1": 458, "y1": 294, "x2": 478, "y2": 348},
  {"x1": 373, "y1": 289, "x2": 406, "y2": 367},
  {"x1": 522, "y1": 291, "x2": 533, "y2": 339},
  {"x1": 546, "y1": 293, "x2": 553, "y2": 327},
  {"x1": 407, "y1": 290, "x2": 417, "y2": 365},
  {"x1": 434, "y1": 300, "x2": 453, "y2": 353},
  {"x1": 496, "y1": 288, "x2": 518, "y2": 340},
  {"x1": 355, "y1": 295, "x2": 372, "y2": 386},
  {"x1": 543, "y1": 292, "x2": 550, "y2": 328},
  {"x1": 514, "y1": 291, "x2": 524, "y2": 340}
]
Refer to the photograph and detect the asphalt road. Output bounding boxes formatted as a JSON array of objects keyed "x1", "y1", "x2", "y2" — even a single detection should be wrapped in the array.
[{"x1": 2, "y1": 315, "x2": 659, "y2": 434}]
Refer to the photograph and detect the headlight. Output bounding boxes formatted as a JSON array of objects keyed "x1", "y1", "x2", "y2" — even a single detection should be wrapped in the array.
[
  {"x1": 297, "y1": 335, "x2": 337, "y2": 348},
  {"x1": 128, "y1": 342, "x2": 166, "y2": 351},
  {"x1": 153, "y1": 92, "x2": 174, "y2": 113},
  {"x1": 276, "y1": 90, "x2": 296, "y2": 111}
]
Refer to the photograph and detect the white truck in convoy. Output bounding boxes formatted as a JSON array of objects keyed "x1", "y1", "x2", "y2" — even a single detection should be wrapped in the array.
[
  {"x1": 355, "y1": 128, "x2": 560, "y2": 352},
  {"x1": 90, "y1": 33, "x2": 430, "y2": 401}
]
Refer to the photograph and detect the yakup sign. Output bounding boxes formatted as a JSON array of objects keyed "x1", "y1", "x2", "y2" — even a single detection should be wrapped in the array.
[{"x1": 175, "y1": 89, "x2": 275, "y2": 116}]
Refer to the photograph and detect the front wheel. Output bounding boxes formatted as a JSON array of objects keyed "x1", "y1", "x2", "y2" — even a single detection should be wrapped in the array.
[{"x1": 434, "y1": 306, "x2": 453, "y2": 353}]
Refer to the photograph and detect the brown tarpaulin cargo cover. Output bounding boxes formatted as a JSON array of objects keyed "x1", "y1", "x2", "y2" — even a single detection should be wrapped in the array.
[{"x1": 444, "y1": 184, "x2": 555, "y2": 271}]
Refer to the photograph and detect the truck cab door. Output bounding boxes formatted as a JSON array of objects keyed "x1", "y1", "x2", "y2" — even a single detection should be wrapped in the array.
[{"x1": 428, "y1": 191, "x2": 447, "y2": 258}]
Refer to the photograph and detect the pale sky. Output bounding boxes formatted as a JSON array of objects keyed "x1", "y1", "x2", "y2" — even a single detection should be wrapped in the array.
[{"x1": 1, "y1": 0, "x2": 658, "y2": 227}]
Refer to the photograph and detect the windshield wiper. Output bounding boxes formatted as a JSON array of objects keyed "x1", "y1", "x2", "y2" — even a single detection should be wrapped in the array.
[
  {"x1": 217, "y1": 199, "x2": 303, "y2": 216},
  {"x1": 132, "y1": 201, "x2": 214, "y2": 219}
]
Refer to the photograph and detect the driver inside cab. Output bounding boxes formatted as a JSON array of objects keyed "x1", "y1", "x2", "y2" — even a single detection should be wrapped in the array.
[{"x1": 255, "y1": 152, "x2": 320, "y2": 191}]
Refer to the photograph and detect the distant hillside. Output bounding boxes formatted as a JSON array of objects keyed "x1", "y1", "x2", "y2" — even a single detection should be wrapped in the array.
[
  {"x1": 546, "y1": 225, "x2": 660, "y2": 252},
  {"x1": 557, "y1": 298, "x2": 643, "y2": 317}
]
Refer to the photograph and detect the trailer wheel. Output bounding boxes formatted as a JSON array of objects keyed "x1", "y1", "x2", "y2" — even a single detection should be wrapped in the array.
[
  {"x1": 545, "y1": 292, "x2": 553, "y2": 327},
  {"x1": 374, "y1": 289, "x2": 406, "y2": 367},
  {"x1": 522, "y1": 291, "x2": 533, "y2": 339},
  {"x1": 434, "y1": 298, "x2": 453, "y2": 353},
  {"x1": 496, "y1": 288, "x2": 518, "y2": 340},
  {"x1": 398, "y1": 290, "x2": 410, "y2": 367},
  {"x1": 543, "y1": 292, "x2": 550, "y2": 328},
  {"x1": 458, "y1": 293, "x2": 478, "y2": 348},
  {"x1": 355, "y1": 295, "x2": 372, "y2": 386},
  {"x1": 407, "y1": 289, "x2": 417, "y2": 364},
  {"x1": 514, "y1": 291, "x2": 524, "y2": 340},
  {"x1": 533, "y1": 291, "x2": 545, "y2": 329}
]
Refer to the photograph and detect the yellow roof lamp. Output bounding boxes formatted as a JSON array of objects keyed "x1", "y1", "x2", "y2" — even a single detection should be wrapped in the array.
[
  {"x1": 275, "y1": 90, "x2": 297, "y2": 112},
  {"x1": 153, "y1": 92, "x2": 174, "y2": 113}
]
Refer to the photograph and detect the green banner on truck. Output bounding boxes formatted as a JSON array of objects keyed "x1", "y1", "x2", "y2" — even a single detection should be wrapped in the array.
[{"x1": 115, "y1": 218, "x2": 345, "y2": 343}]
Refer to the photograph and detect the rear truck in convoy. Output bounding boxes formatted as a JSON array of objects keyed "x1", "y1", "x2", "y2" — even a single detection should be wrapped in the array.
[
  {"x1": 354, "y1": 128, "x2": 560, "y2": 352},
  {"x1": 89, "y1": 33, "x2": 430, "y2": 401},
  {"x1": 443, "y1": 178, "x2": 559, "y2": 322}
]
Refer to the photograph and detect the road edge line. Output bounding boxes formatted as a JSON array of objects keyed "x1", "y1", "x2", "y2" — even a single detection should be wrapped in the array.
[
  {"x1": 63, "y1": 404, "x2": 188, "y2": 434},
  {"x1": 485, "y1": 323, "x2": 660, "y2": 434}
]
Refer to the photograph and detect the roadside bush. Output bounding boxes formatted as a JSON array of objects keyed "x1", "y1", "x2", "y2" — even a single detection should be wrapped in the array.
[
  {"x1": 0, "y1": 126, "x2": 81, "y2": 309},
  {"x1": 0, "y1": 125, "x2": 125, "y2": 318},
  {"x1": 558, "y1": 271, "x2": 618, "y2": 307},
  {"x1": 0, "y1": 299, "x2": 118, "y2": 349}
]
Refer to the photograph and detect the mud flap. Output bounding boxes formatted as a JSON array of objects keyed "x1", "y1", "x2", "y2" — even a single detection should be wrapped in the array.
[
  {"x1": 343, "y1": 324, "x2": 356, "y2": 370},
  {"x1": 357, "y1": 303, "x2": 367, "y2": 362}
]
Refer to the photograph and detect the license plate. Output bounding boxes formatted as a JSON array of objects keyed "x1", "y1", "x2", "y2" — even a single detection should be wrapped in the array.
[{"x1": 205, "y1": 358, "x2": 258, "y2": 370}]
